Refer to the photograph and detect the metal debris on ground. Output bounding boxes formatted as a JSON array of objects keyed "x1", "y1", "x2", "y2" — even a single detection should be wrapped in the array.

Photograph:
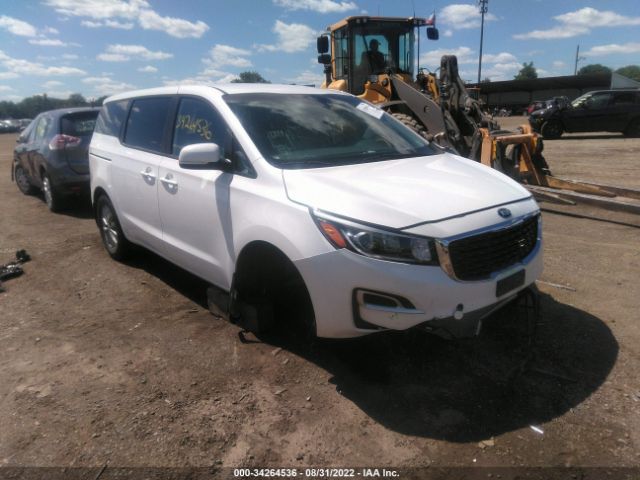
[
  {"x1": 530, "y1": 425, "x2": 544, "y2": 435},
  {"x1": 0, "y1": 249, "x2": 31, "y2": 292},
  {"x1": 536, "y1": 280, "x2": 577, "y2": 292}
]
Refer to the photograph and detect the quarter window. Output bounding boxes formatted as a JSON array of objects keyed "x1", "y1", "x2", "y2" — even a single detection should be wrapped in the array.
[
  {"x1": 34, "y1": 116, "x2": 51, "y2": 144},
  {"x1": 95, "y1": 100, "x2": 128, "y2": 137},
  {"x1": 171, "y1": 97, "x2": 229, "y2": 157},
  {"x1": 124, "y1": 97, "x2": 172, "y2": 153}
]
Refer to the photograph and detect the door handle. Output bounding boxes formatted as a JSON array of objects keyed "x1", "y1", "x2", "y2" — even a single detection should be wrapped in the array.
[
  {"x1": 160, "y1": 174, "x2": 178, "y2": 188},
  {"x1": 140, "y1": 167, "x2": 156, "y2": 180}
]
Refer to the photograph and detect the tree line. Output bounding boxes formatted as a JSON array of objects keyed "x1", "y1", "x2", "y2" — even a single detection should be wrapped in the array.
[
  {"x1": 0, "y1": 71, "x2": 271, "y2": 120},
  {"x1": 0, "y1": 93, "x2": 108, "y2": 120},
  {"x1": 512, "y1": 63, "x2": 640, "y2": 81}
]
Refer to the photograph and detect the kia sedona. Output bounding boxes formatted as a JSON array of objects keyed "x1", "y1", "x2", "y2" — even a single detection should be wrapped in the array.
[{"x1": 89, "y1": 84, "x2": 543, "y2": 339}]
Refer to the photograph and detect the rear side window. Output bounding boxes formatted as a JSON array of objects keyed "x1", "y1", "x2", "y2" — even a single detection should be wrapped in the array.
[
  {"x1": 95, "y1": 100, "x2": 128, "y2": 137},
  {"x1": 61, "y1": 111, "x2": 99, "y2": 136},
  {"x1": 124, "y1": 97, "x2": 172, "y2": 153}
]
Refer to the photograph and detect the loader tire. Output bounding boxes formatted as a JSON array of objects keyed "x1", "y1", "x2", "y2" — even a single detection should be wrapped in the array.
[
  {"x1": 540, "y1": 120, "x2": 563, "y2": 139},
  {"x1": 391, "y1": 112, "x2": 429, "y2": 139},
  {"x1": 391, "y1": 112, "x2": 431, "y2": 140}
]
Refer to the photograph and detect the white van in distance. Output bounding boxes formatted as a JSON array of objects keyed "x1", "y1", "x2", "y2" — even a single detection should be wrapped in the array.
[{"x1": 89, "y1": 84, "x2": 542, "y2": 339}]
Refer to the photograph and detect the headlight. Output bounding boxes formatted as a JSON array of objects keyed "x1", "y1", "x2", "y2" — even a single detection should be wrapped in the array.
[{"x1": 313, "y1": 212, "x2": 438, "y2": 265}]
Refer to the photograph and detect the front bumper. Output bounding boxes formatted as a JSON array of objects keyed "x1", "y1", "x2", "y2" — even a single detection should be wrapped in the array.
[{"x1": 294, "y1": 234, "x2": 543, "y2": 338}]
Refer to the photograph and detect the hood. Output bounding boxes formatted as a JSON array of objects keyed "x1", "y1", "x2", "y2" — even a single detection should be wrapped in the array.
[{"x1": 283, "y1": 153, "x2": 531, "y2": 230}]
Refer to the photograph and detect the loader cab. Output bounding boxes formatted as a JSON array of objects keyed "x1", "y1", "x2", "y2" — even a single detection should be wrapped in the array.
[{"x1": 318, "y1": 16, "x2": 438, "y2": 97}]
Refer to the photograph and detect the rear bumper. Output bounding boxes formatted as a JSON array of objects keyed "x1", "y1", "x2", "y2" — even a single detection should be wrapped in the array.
[{"x1": 48, "y1": 165, "x2": 89, "y2": 195}]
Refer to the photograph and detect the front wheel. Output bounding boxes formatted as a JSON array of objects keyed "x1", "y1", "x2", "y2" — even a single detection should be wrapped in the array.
[
  {"x1": 540, "y1": 120, "x2": 563, "y2": 139},
  {"x1": 96, "y1": 195, "x2": 131, "y2": 260},
  {"x1": 14, "y1": 162, "x2": 35, "y2": 195}
]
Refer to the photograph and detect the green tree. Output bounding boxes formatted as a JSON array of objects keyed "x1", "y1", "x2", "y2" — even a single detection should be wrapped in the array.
[
  {"x1": 514, "y1": 62, "x2": 538, "y2": 80},
  {"x1": 231, "y1": 71, "x2": 270, "y2": 83},
  {"x1": 577, "y1": 64, "x2": 612, "y2": 76},
  {"x1": 67, "y1": 93, "x2": 88, "y2": 107},
  {"x1": 615, "y1": 65, "x2": 640, "y2": 82}
]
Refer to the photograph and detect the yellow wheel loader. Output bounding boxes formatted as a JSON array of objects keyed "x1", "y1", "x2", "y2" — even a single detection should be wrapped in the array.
[{"x1": 316, "y1": 16, "x2": 640, "y2": 214}]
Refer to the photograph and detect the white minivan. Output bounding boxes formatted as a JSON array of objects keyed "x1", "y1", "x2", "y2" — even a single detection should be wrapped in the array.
[{"x1": 89, "y1": 84, "x2": 542, "y2": 339}]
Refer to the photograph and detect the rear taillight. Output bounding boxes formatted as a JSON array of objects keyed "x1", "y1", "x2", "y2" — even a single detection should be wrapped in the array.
[{"x1": 49, "y1": 134, "x2": 81, "y2": 150}]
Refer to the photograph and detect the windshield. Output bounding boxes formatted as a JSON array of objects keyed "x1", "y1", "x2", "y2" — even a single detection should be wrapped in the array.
[{"x1": 224, "y1": 93, "x2": 435, "y2": 169}]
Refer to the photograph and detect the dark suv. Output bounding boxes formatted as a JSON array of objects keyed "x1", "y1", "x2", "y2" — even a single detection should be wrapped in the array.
[
  {"x1": 12, "y1": 107, "x2": 100, "y2": 211},
  {"x1": 529, "y1": 89, "x2": 640, "y2": 139}
]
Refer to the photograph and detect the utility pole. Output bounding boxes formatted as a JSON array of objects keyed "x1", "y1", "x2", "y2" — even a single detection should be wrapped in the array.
[
  {"x1": 573, "y1": 45, "x2": 585, "y2": 75},
  {"x1": 477, "y1": 0, "x2": 488, "y2": 84}
]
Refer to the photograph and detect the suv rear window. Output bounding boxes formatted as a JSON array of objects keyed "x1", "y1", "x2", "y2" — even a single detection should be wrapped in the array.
[
  {"x1": 61, "y1": 111, "x2": 99, "y2": 136},
  {"x1": 124, "y1": 97, "x2": 172, "y2": 153},
  {"x1": 94, "y1": 100, "x2": 128, "y2": 137}
]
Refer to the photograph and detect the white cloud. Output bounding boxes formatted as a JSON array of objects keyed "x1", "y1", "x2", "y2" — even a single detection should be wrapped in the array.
[
  {"x1": 444, "y1": 29, "x2": 453, "y2": 38},
  {"x1": 138, "y1": 65, "x2": 158, "y2": 73},
  {"x1": 514, "y1": 7, "x2": 640, "y2": 40},
  {"x1": 482, "y1": 52, "x2": 517, "y2": 64},
  {"x1": 513, "y1": 25, "x2": 588, "y2": 40},
  {"x1": 62, "y1": 54, "x2": 79, "y2": 60},
  {"x1": 29, "y1": 38, "x2": 68, "y2": 47},
  {"x1": 273, "y1": 0, "x2": 357, "y2": 13},
  {"x1": 552, "y1": 61, "x2": 566, "y2": 69},
  {"x1": 97, "y1": 44, "x2": 173, "y2": 62},
  {"x1": 44, "y1": 27, "x2": 60, "y2": 35},
  {"x1": 0, "y1": 15, "x2": 37, "y2": 37},
  {"x1": 0, "y1": 50, "x2": 86, "y2": 76},
  {"x1": 555, "y1": 7, "x2": 640, "y2": 28},
  {"x1": 205, "y1": 44, "x2": 252, "y2": 68},
  {"x1": 163, "y1": 68, "x2": 238, "y2": 86},
  {"x1": 0, "y1": 72, "x2": 19, "y2": 80},
  {"x1": 138, "y1": 9, "x2": 208, "y2": 38},
  {"x1": 44, "y1": 0, "x2": 208, "y2": 38},
  {"x1": 289, "y1": 69, "x2": 324, "y2": 86},
  {"x1": 43, "y1": 80, "x2": 64, "y2": 89},
  {"x1": 0, "y1": 85, "x2": 14, "y2": 92},
  {"x1": 439, "y1": 4, "x2": 497, "y2": 30},
  {"x1": 256, "y1": 20, "x2": 316, "y2": 53},
  {"x1": 82, "y1": 75, "x2": 135, "y2": 95},
  {"x1": 420, "y1": 46, "x2": 475, "y2": 68},
  {"x1": 81, "y1": 19, "x2": 134, "y2": 29},
  {"x1": 584, "y1": 42, "x2": 640, "y2": 56}
]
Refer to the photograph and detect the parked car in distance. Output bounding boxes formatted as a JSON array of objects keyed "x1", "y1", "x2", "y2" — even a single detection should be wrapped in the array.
[
  {"x1": 12, "y1": 107, "x2": 100, "y2": 211},
  {"x1": 90, "y1": 84, "x2": 542, "y2": 340},
  {"x1": 0, "y1": 119, "x2": 20, "y2": 133},
  {"x1": 530, "y1": 89, "x2": 640, "y2": 139}
]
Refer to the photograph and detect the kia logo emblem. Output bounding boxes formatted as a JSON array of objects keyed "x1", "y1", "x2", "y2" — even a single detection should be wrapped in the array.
[{"x1": 498, "y1": 208, "x2": 512, "y2": 218}]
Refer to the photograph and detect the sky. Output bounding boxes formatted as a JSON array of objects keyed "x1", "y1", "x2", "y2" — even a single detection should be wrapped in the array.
[{"x1": 0, "y1": 0, "x2": 639, "y2": 102}]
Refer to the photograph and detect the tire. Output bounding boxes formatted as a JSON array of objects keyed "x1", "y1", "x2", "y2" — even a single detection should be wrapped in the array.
[
  {"x1": 14, "y1": 162, "x2": 35, "y2": 195},
  {"x1": 96, "y1": 195, "x2": 131, "y2": 261},
  {"x1": 540, "y1": 120, "x2": 563, "y2": 139},
  {"x1": 624, "y1": 119, "x2": 640, "y2": 138},
  {"x1": 391, "y1": 112, "x2": 429, "y2": 139},
  {"x1": 42, "y1": 172, "x2": 65, "y2": 212}
]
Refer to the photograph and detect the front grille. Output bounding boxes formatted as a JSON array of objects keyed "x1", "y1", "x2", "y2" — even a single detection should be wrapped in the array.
[{"x1": 448, "y1": 215, "x2": 539, "y2": 281}]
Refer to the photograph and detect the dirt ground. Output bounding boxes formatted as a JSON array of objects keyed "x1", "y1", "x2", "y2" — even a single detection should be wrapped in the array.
[{"x1": 1, "y1": 124, "x2": 639, "y2": 479}]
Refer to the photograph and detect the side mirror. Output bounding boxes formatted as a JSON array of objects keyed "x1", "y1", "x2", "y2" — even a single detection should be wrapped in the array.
[
  {"x1": 317, "y1": 35, "x2": 329, "y2": 54},
  {"x1": 427, "y1": 27, "x2": 439, "y2": 40},
  {"x1": 317, "y1": 54, "x2": 331, "y2": 65},
  {"x1": 178, "y1": 143, "x2": 222, "y2": 168}
]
